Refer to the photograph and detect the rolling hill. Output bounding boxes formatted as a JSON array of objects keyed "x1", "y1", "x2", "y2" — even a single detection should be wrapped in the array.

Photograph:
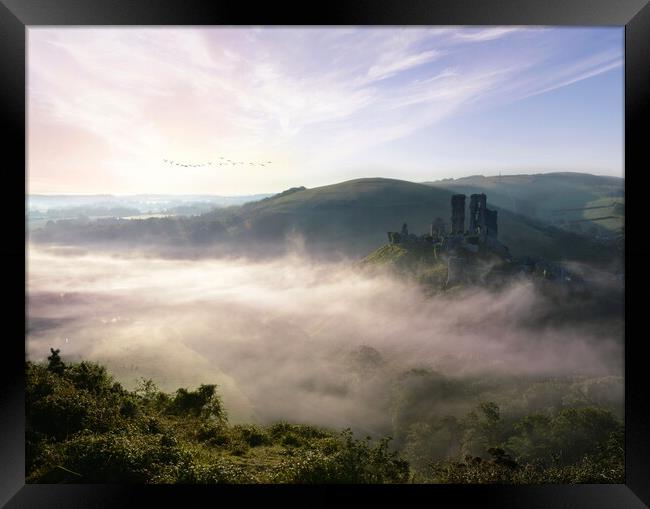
[
  {"x1": 204, "y1": 177, "x2": 615, "y2": 263},
  {"x1": 423, "y1": 172, "x2": 624, "y2": 235},
  {"x1": 33, "y1": 176, "x2": 621, "y2": 264}
]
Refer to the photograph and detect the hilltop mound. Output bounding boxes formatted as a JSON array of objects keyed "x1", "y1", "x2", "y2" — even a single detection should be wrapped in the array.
[
  {"x1": 360, "y1": 243, "x2": 449, "y2": 290},
  {"x1": 207, "y1": 177, "x2": 612, "y2": 262},
  {"x1": 33, "y1": 177, "x2": 617, "y2": 264},
  {"x1": 424, "y1": 172, "x2": 624, "y2": 235}
]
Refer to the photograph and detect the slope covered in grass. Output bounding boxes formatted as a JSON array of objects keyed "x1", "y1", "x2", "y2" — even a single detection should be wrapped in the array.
[
  {"x1": 27, "y1": 351, "x2": 624, "y2": 484},
  {"x1": 207, "y1": 177, "x2": 613, "y2": 263},
  {"x1": 26, "y1": 352, "x2": 409, "y2": 484},
  {"x1": 360, "y1": 243, "x2": 449, "y2": 290},
  {"x1": 424, "y1": 172, "x2": 624, "y2": 235},
  {"x1": 33, "y1": 177, "x2": 618, "y2": 264}
]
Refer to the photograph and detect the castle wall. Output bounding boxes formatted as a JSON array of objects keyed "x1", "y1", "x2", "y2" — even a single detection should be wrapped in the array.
[
  {"x1": 451, "y1": 194, "x2": 466, "y2": 233},
  {"x1": 431, "y1": 217, "x2": 446, "y2": 237},
  {"x1": 485, "y1": 209, "x2": 498, "y2": 238},
  {"x1": 446, "y1": 255, "x2": 465, "y2": 286},
  {"x1": 469, "y1": 193, "x2": 487, "y2": 233}
]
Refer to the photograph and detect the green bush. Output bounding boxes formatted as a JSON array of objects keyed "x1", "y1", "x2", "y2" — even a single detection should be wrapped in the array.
[
  {"x1": 29, "y1": 430, "x2": 186, "y2": 483},
  {"x1": 166, "y1": 384, "x2": 226, "y2": 422},
  {"x1": 268, "y1": 422, "x2": 331, "y2": 448},
  {"x1": 195, "y1": 422, "x2": 229, "y2": 446},
  {"x1": 26, "y1": 362, "x2": 123, "y2": 440},
  {"x1": 25, "y1": 353, "x2": 624, "y2": 485},
  {"x1": 65, "y1": 362, "x2": 116, "y2": 395},
  {"x1": 46, "y1": 348, "x2": 65, "y2": 375},
  {"x1": 428, "y1": 449, "x2": 623, "y2": 484},
  {"x1": 271, "y1": 431, "x2": 410, "y2": 483},
  {"x1": 231, "y1": 424, "x2": 270, "y2": 447},
  {"x1": 506, "y1": 406, "x2": 621, "y2": 466},
  {"x1": 174, "y1": 458, "x2": 255, "y2": 484}
]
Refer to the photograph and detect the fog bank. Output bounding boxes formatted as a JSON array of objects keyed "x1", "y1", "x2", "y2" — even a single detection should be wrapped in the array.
[{"x1": 26, "y1": 244, "x2": 623, "y2": 432}]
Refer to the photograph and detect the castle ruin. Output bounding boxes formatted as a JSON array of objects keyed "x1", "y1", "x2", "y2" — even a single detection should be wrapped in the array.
[
  {"x1": 384, "y1": 190, "x2": 577, "y2": 287},
  {"x1": 386, "y1": 192, "x2": 510, "y2": 286},
  {"x1": 387, "y1": 192, "x2": 504, "y2": 248},
  {"x1": 451, "y1": 194, "x2": 466, "y2": 234}
]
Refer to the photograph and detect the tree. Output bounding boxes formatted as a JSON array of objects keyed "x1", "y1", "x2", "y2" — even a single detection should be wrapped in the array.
[
  {"x1": 167, "y1": 384, "x2": 227, "y2": 422},
  {"x1": 461, "y1": 401, "x2": 504, "y2": 457},
  {"x1": 46, "y1": 348, "x2": 65, "y2": 375}
]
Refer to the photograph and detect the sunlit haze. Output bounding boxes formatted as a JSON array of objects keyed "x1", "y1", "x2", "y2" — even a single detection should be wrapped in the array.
[
  {"x1": 27, "y1": 245, "x2": 623, "y2": 426},
  {"x1": 28, "y1": 27, "x2": 623, "y2": 195},
  {"x1": 24, "y1": 25, "x2": 627, "y2": 486}
]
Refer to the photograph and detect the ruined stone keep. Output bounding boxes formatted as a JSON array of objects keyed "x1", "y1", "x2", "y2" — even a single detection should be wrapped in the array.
[
  {"x1": 468, "y1": 193, "x2": 486, "y2": 233},
  {"x1": 484, "y1": 208, "x2": 498, "y2": 238},
  {"x1": 387, "y1": 192, "x2": 503, "y2": 254},
  {"x1": 468, "y1": 193, "x2": 498, "y2": 239},
  {"x1": 451, "y1": 194, "x2": 466, "y2": 234},
  {"x1": 430, "y1": 217, "x2": 446, "y2": 238},
  {"x1": 384, "y1": 190, "x2": 576, "y2": 286}
]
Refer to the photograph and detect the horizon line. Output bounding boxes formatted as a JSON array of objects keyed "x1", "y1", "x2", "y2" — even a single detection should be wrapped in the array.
[{"x1": 27, "y1": 170, "x2": 625, "y2": 197}]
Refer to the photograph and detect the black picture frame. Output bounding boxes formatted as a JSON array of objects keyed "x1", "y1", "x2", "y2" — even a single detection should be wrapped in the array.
[{"x1": 2, "y1": 1, "x2": 648, "y2": 507}]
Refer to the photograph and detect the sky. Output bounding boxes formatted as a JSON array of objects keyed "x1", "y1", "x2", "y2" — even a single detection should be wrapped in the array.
[{"x1": 27, "y1": 27, "x2": 624, "y2": 195}]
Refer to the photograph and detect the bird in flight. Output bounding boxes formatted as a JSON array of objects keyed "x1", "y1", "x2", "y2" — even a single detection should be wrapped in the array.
[{"x1": 162, "y1": 157, "x2": 275, "y2": 167}]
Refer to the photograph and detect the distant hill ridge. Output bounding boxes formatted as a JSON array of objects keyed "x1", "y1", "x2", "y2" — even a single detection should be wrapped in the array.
[
  {"x1": 33, "y1": 175, "x2": 621, "y2": 264},
  {"x1": 203, "y1": 176, "x2": 616, "y2": 262},
  {"x1": 423, "y1": 172, "x2": 623, "y2": 235}
]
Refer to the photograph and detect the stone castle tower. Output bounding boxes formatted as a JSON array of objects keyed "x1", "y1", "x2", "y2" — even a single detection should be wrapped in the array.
[
  {"x1": 451, "y1": 194, "x2": 466, "y2": 233},
  {"x1": 469, "y1": 193, "x2": 486, "y2": 233},
  {"x1": 468, "y1": 193, "x2": 498, "y2": 239}
]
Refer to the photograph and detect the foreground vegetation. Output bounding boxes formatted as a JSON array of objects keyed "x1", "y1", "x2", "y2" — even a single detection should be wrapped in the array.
[{"x1": 26, "y1": 350, "x2": 623, "y2": 484}]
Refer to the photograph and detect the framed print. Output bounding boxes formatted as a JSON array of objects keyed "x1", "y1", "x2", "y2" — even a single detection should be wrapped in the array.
[{"x1": 2, "y1": 0, "x2": 649, "y2": 507}]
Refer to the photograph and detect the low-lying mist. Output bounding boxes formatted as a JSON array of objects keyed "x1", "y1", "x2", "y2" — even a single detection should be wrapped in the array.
[{"x1": 26, "y1": 243, "x2": 623, "y2": 435}]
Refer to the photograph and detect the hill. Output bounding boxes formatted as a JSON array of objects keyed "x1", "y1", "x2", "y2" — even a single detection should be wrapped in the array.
[
  {"x1": 206, "y1": 177, "x2": 616, "y2": 263},
  {"x1": 26, "y1": 352, "x2": 623, "y2": 484},
  {"x1": 33, "y1": 177, "x2": 619, "y2": 264},
  {"x1": 360, "y1": 243, "x2": 450, "y2": 289},
  {"x1": 424, "y1": 172, "x2": 624, "y2": 236}
]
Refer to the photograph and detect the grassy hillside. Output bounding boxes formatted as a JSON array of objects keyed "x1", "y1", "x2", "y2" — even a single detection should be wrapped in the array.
[
  {"x1": 204, "y1": 178, "x2": 454, "y2": 255},
  {"x1": 360, "y1": 243, "x2": 449, "y2": 290},
  {"x1": 208, "y1": 177, "x2": 615, "y2": 263},
  {"x1": 33, "y1": 176, "x2": 620, "y2": 264},
  {"x1": 424, "y1": 172, "x2": 624, "y2": 235},
  {"x1": 26, "y1": 351, "x2": 624, "y2": 484}
]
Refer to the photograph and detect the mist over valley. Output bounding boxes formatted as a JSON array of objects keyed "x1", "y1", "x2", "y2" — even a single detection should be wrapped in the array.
[{"x1": 27, "y1": 236, "x2": 624, "y2": 438}]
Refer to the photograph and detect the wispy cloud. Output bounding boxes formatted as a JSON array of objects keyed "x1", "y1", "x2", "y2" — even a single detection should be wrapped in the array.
[
  {"x1": 452, "y1": 26, "x2": 526, "y2": 42},
  {"x1": 514, "y1": 49, "x2": 623, "y2": 100},
  {"x1": 27, "y1": 27, "x2": 623, "y2": 194},
  {"x1": 367, "y1": 49, "x2": 443, "y2": 81}
]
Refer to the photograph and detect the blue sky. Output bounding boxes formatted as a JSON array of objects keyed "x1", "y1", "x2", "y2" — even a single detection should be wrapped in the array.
[{"x1": 28, "y1": 27, "x2": 623, "y2": 194}]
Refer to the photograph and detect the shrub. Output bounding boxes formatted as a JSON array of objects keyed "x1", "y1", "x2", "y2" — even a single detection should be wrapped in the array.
[
  {"x1": 231, "y1": 424, "x2": 270, "y2": 447},
  {"x1": 46, "y1": 348, "x2": 65, "y2": 375},
  {"x1": 167, "y1": 384, "x2": 226, "y2": 422},
  {"x1": 29, "y1": 430, "x2": 186, "y2": 483},
  {"x1": 271, "y1": 431, "x2": 410, "y2": 484},
  {"x1": 506, "y1": 407, "x2": 621, "y2": 466},
  {"x1": 26, "y1": 353, "x2": 623, "y2": 485},
  {"x1": 65, "y1": 362, "x2": 116, "y2": 395},
  {"x1": 175, "y1": 459, "x2": 255, "y2": 484},
  {"x1": 195, "y1": 422, "x2": 229, "y2": 446}
]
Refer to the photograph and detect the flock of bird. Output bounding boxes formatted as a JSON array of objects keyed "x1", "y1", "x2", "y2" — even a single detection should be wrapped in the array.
[{"x1": 162, "y1": 157, "x2": 273, "y2": 168}]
